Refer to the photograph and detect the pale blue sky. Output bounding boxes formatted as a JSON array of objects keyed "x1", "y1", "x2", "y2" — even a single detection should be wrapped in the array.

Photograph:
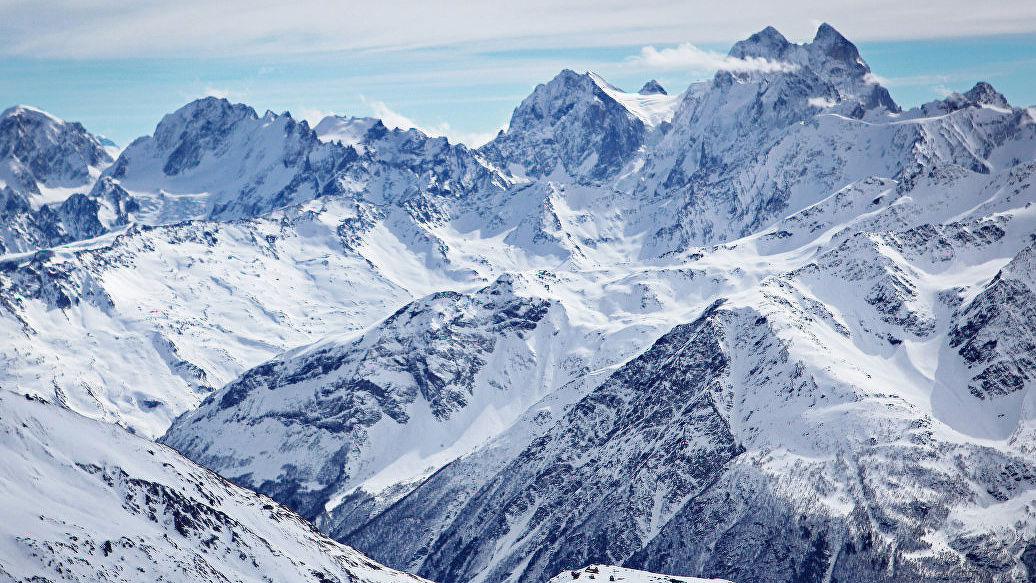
[{"x1": 1, "y1": 1, "x2": 1034, "y2": 147}]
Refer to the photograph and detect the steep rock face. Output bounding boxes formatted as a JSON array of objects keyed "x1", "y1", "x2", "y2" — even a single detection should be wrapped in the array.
[
  {"x1": 950, "y1": 240, "x2": 1036, "y2": 398},
  {"x1": 936, "y1": 240, "x2": 1036, "y2": 438},
  {"x1": 105, "y1": 97, "x2": 336, "y2": 222},
  {"x1": 0, "y1": 105, "x2": 113, "y2": 201},
  {"x1": 479, "y1": 70, "x2": 648, "y2": 183},
  {"x1": 401, "y1": 302, "x2": 746, "y2": 583},
  {"x1": 0, "y1": 391, "x2": 432, "y2": 583},
  {"x1": 0, "y1": 106, "x2": 123, "y2": 254},
  {"x1": 162, "y1": 277, "x2": 584, "y2": 520}
]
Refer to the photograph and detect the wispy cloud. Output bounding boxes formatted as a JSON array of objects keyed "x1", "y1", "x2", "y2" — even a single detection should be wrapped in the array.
[
  {"x1": 863, "y1": 72, "x2": 890, "y2": 86},
  {"x1": 3, "y1": 1, "x2": 1035, "y2": 59},
  {"x1": 365, "y1": 99, "x2": 422, "y2": 133},
  {"x1": 203, "y1": 86, "x2": 231, "y2": 99},
  {"x1": 297, "y1": 107, "x2": 335, "y2": 127},
  {"x1": 363, "y1": 97, "x2": 500, "y2": 147},
  {"x1": 631, "y1": 43, "x2": 797, "y2": 73}
]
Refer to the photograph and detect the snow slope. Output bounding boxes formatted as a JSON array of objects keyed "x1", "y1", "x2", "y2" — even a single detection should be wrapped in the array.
[
  {"x1": 548, "y1": 565, "x2": 731, "y2": 583},
  {"x1": 162, "y1": 276, "x2": 601, "y2": 519},
  {"x1": 0, "y1": 390, "x2": 432, "y2": 583}
]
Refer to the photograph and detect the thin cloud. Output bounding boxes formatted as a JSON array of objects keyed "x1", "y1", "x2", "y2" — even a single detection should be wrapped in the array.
[
  {"x1": 863, "y1": 72, "x2": 890, "y2": 86},
  {"x1": 298, "y1": 107, "x2": 335, "y2": 127},
  {"x1": 366, "y1": 99, "x2": 422, "y2": 133},
  {"x1": 363, "y1": 97, "x2": 499, "y2": 147},
  {"x1": 2, "y1": 1, "x2": 1036, "y2": 59},
  {"x1": 632, "y1": 43, "x2": 797, "y2": 73},
  {"x1": 203, "y1": 87, "x2": 231, "y2": 99}
]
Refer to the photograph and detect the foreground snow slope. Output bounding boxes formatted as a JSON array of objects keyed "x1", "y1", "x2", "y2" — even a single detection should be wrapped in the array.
[
  {"x1": 548, "y1": 565, "x2": 732, "y2": 583},
  {"x1": 0, "y1": 390, "x2": 432, "y2": 583}
]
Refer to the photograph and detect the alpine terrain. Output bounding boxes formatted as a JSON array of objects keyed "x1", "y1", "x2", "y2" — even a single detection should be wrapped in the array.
[{"x1": 3, "y1": 22, "x2": 1036, "y2": 583}]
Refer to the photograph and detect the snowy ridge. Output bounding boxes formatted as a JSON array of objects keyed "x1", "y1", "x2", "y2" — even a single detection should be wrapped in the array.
[
  {"x1": 105, "y1": 97, "x2": 334, "y2": 223},
  {"x1": 162, "y1": 276, "x2": 596, "y2": 519},
  {"x1": 0, "y1": 105, "x2": 122, "y2": 255},
  {"x1": 588, "y1": 73, "x2": 681, "y2": 127},
  {"x1": 548, "y1": 565, "x2": 731, "y2": 583},
  {"x1": 0, "y1": 390, "x2": 432, "y2": 583}
]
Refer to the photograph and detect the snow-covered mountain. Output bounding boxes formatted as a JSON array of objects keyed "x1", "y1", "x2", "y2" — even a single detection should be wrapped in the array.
[
  {"x1": 104, "y1": 97, "x2": 338, "y2": 223},
  {"x1": 0, "y1": 390, "x2": 432, "y2": 583},
  {"x1": 479, "y1": 69, "x2": 657, "y2": 182},
  {"x1": 0, "y1": 105, "x2": 115, "y2": 204},
  {"x1": 162, "y1": 276, "x2": 596, "y2": 519},
  {"x1": 0, "y1": 105, "x2": 128, "y2": 254},
  {"x1": 3, "y1": 21, "x2": 1036, "y2": 583}
]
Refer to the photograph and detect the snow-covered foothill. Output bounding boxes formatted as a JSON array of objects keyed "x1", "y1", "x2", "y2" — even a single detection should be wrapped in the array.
[{"x1": 0, "y1": 390, "x2": 433, "y2": 583}]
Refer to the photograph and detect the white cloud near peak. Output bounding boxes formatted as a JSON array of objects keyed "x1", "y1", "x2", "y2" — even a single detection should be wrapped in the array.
[
  {"x1": 363, "y1": 97, "x2": 499, "y2": 147},
  {"x1": 2, "y1": 1, "x2": 1035, "y2": 59},
  {"x1": 632, "y1": 43, "x2": 797, "y2": 73}
]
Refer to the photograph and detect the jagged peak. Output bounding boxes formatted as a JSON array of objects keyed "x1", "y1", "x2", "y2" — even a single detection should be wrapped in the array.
[
  {"x1": 506, "y1": 69, "x2": 602, "y2": 125},
  {"x1": 553, "y1": 68, "x2": 583, "y2": 82},
  {"x1": 0, "y1": 104, "x2": 113, "y2": 187},
  {"x1": 924, "y1": 81, "x2": 1013, "y2": 116},
  {"x1": 728, "y1": 25, "x2": 792, "y2": 60},
  {"x1": 160, "y1": 97, "x2": 259, "y2": 127},
  {"x1": 813, "y1": 22, "x2": 849, "y2": 47},
  {"x1": 0, "y1": 104, "x2": 64, "y2": 124},
  {"x1": 0, "y1": 105, "x2": 104, "y2": 143},
  {"x1": 313, "y1": 115, "x2": 383, "y2": 146},
  {"x1": 723, "y1": 23, "x2": 898, "y2": 113},
  {"x1": 809, "y1": 22, "x2": 861, "y2": 64},
  {"x1": 638, "y1": 80, "x2": 667, "y2": 95},
  {"x1": 152, "y1": 97, "x2": 261, "y2": 148},
  {"x1": 964, "y1": 81, "x2": 1011, "y2": 108},
  {"x1": 729, "y1": 23, "x2": 867, "y2": 72}
]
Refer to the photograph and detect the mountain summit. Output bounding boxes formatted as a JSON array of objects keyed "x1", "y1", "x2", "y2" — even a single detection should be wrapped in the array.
[
  {"x1": 727, "y1": 22, "x2": 898, "y2": 113},
  {"x1": 638, "y1": 80, "x2": 667, "y2": 95}
]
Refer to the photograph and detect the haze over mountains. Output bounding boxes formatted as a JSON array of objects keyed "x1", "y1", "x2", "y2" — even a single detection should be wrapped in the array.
[{"x1": 3, "y1": 23, "x2": 1036, "y2": 583}]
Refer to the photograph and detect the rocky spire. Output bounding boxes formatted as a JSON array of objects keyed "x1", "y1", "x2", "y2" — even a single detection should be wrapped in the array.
[{"x1": 638, "y1": 80, "x2": 667, "y2": 95}]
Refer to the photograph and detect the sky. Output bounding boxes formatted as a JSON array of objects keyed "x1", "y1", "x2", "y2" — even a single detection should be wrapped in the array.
[{"x1": 1, "y1": 1, "x2": 1034, "y2": 147}]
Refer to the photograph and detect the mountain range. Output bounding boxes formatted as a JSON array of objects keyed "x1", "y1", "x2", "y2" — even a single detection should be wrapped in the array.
[{"x1": 3, "y1": 23, "x2": 1036, "y2": 583}]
